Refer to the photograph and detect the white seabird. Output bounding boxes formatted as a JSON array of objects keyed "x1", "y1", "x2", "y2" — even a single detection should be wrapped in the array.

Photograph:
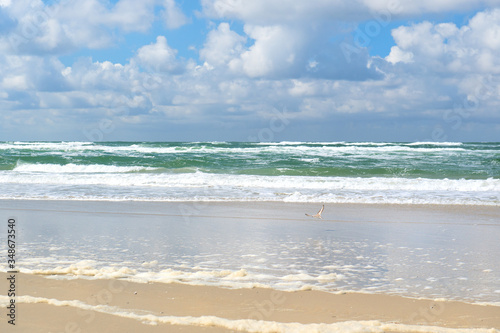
[{"x1": 305, "y1": 205, "x2": 324, "y2": 219}]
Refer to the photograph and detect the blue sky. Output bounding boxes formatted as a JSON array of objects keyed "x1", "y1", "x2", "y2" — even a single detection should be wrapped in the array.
[{"x1": 1, "y1": 0, "x2": 500, "y2": 142}]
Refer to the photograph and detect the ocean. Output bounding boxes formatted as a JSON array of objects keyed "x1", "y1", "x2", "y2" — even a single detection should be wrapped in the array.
[
  {"x1": 0, "y1": 141, "x2": 499, "y2": 205},
  {"x1": 0, "y1": 141, "x2": 499, "y2": 330}
]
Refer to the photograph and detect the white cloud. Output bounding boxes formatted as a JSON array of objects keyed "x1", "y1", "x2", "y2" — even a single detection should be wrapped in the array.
[
  {"x1": 199, "y1": 0, "x2": 388, "y2": 80},
  {"x1": 202, "y1": 0, "x2": 500, "y2": 23},
  {"x1": 386, "y1": 9, "x2": 500, "y2": 74},
  {"x1": 2, "y1": 75, "x2": 29, "y2": 90},
  {"x1": 200, "y1": 20, "x2": 369, "y2": 80},
  {"x1": 108, "y1": 0, "x2": 156, "y2": 32},
  {"x1": 199, "y1": 23, "x2": 246, "y2": 69},
  {"x1": 162, "y1": 0, "x2": 189, "y2": 29},
  {"x1": 363, "y1": 0, "x2": 500, "y2": 15},
  {"x1": 385, "y1": 46, "x2": 413, "y2": 64},
  {"x1": 135, "y1": 36, "x2": 182, "y2": 73},
  {"x1": 200, "y1": 21, "x2": 311, "y2": 78},
  {"x1": 0, "y1": 0, "x2": 157, "y2": 54},
  {"x1": 234, "y1": 24, "x2": 307, "y2": 78},
  {"x1": 1, "y1": 1, "x2": 500, "y2": 140},
  {"x1": 467, "y1": 9, "x2": 500, "y2": 50},
  {"x1": 202, "y1": 0, "x2": 370, "y2": 23}
]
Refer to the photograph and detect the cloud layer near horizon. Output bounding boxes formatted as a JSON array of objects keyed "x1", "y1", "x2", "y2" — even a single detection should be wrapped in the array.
[{"x1": 0, "y1": 0, "x2": 499, "y2": 141}]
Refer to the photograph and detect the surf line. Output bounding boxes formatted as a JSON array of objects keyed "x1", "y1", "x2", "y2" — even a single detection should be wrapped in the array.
[{"x1": 3, "y1": 295, "x2": 495, "y2": 333}]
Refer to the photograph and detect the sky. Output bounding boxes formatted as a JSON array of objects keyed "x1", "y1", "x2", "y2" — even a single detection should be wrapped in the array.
[{"x1": 0, "y1": 0, "x2": 500, "y2": 142}]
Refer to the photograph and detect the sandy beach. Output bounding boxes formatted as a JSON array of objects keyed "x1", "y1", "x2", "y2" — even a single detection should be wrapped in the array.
[
  {"x1": 0, "y1": 200, "x2": 499, "y2": 332},
  {"x1": 1, "y1": 272, "x2": 500, "y2": 332}
]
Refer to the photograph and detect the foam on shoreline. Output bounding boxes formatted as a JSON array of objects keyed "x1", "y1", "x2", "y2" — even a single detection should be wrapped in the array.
[{"x1": 0, "y1": 292, "x2": 498, "y2": 333}]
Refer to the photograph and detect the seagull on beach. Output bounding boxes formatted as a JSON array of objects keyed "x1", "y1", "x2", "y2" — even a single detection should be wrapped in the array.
[{"x1": 305, "y1": 205, "x2": 324, "y2": 219}]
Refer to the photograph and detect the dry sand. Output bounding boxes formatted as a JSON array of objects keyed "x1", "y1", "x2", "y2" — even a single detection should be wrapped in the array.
[{"x1": 0, "y1": 272, "x2": 499, "y2": 333}]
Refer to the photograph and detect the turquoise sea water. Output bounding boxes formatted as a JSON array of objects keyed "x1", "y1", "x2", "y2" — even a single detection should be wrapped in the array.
[
  {"x1": 0, "y1": 141, "x2": 499, "y2": 204},
  {"x1": 1, "y1": 142, "x2": 499, "y2": 311}
]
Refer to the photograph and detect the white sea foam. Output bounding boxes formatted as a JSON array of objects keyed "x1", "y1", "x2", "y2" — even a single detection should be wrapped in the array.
[
  {"x1": 12, "y1": 260, "x2": 349, "y2": 293},
  {"x1": 405, "y1": 142, "x2": 464, "y2": 146},
  {"x1": 256, "y1": 141, "x2": 307, "y2": 145},
  {"x1": 12, "y1": 261, "x2": 498, "y2": 308},
  {"x1": 3, "y1": 170, "x2": 500, "y2": 191},
  {"x1": 13, "y1": 162, "x2": 157, "y2": 173},
  {"x1": 1, "y1": 141, "x2": 94, "y2": 151},
  {"x1": 1, "y1": 141, "x2": 498, "y2": 205},
  {"x1": 0, "y1": 141, "x2": 474, "y2": 156},
  {"x1": 0, "y1": 171, "x2": 498, "y2": 205},
  {"x1": 0, "y1": 295, "x2": 496, "y2": 333},
  {"x1": 21, "y1": 260, "x2": 137, "y2": 279}
]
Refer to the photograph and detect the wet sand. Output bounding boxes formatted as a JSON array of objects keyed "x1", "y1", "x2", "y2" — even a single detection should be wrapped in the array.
[
  {"x1": 0, "y1": 272, "x2": 499, "y2": 332},
  {"x1": 0, "y1": 200, "x2": 499, "y2": 332}
]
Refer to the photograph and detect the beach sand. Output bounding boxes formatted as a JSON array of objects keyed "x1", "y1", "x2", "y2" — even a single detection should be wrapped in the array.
[
  {"x1": 0, "y1": 200, "x2": 499, "y2": 332},
  {"x1": 0, "y1": 272, "x2": 499, "y2": 332}
]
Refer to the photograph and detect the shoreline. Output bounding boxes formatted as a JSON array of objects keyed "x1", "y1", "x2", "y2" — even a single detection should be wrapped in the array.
[
  {"x1": 1, "y1": 272, "x2": 499, "y2": 332},
  {"x1": 1, "y1": 198, "x2": 499, "y2": 217},
  {"x1": 1, "y1": 196, "x2": 499, "y2": 207}
]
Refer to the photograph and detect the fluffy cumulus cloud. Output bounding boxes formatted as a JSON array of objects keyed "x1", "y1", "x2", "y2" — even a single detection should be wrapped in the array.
[
  {"x1": 232, "y1": 24, "x2": 308, "y2": 78},
  {"x1": 0, "y1": 0, "x2": 500, "y2": 140},
  {"x1": 0, "y1": 0, "x2": 190, "y2": 55},
  {"x1": 135, "y1": 36, "x2": 182, "y2": 73},
  {"x1": 162, "y1": 0, "x2": 189, "y2": 29},
  {"x1": 386, "y1": 11, "x2": 500, "y2": 74},
  {"x1": 199, "y1": 22, "x2": 246, "y2": 69},
  {"x1": 385, "y1": 9, "x2": 500, "y2": 112}
]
